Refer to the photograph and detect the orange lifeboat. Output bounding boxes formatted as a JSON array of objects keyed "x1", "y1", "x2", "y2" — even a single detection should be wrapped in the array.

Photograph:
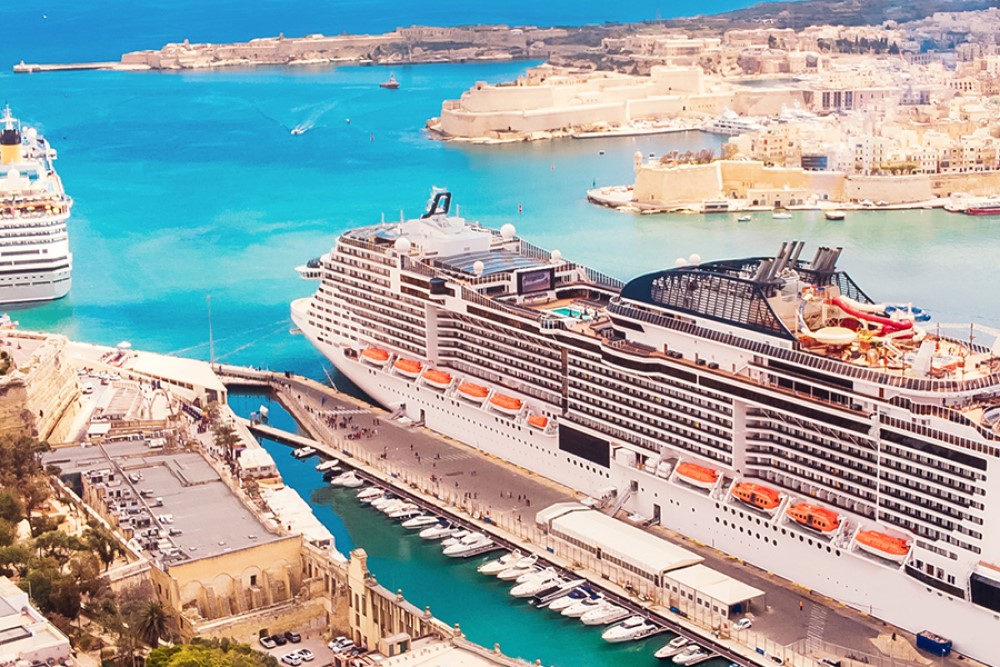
[
  {"x1": 855, "y1": 530, "x2": 910, "y2": 562},
  {"x1": 675, "y1": 462, "x2": 719, "y2": 490},
  {"x1": 490, "y1": 393, "x2": 523, "y2": 415},
  {"x1": 786, "y1": 503, "x2": 841, "y2": 533},
  {"x1": 393, "y1": 358, "x2": 423, "y2": 378},
  {"x1": 731, "y1": 481, "x2": 781, "y2": 511},
  {"x1": 361, "y1": 347, "x2": 390, "y2": 366},
  {"x1": 527, "y1": 415, "x2": 549, "y2": 430},
  {"x1": 422, "y1": 369, "x2": 453, "y2": 389},
  {"x1": 457, "y1": 382, "x2": 489, "y2": 401}
]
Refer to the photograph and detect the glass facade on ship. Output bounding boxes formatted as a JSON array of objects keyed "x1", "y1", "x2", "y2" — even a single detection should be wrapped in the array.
[{"x1": 291, "y1": 193, "x2": 1000, "y2": 662}]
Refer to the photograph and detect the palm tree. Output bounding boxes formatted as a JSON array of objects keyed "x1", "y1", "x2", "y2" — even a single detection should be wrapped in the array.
[
  {"x1": 135, "y1": 600, "x2": 171, "y2": 647},
  {"x1": 85, "y1": 523, "x2": 124, "y2": 571}
]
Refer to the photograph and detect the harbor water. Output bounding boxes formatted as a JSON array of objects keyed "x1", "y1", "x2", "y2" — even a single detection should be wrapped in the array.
[{"x1": 228, "y1": 392, "x2": 731, "y2": 667}]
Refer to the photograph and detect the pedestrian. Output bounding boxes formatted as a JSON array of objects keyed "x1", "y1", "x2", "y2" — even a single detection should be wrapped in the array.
[{"x1": 799, "y1": 601, "x2": 804, "y2": 612}]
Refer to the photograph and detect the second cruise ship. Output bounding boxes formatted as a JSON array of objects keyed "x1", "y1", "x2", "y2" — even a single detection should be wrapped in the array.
[
  {"x1": 0, "y1": 106, "x2": 73, "y2": 304},
  {"x1": 292, "y1": 189, "x2": 1000, "y2": 662}
]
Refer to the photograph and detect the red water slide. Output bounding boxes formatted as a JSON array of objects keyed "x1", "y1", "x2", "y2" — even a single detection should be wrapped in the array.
[{"x1": 830, "y1": 297, "x2": 912, "y2": 335}]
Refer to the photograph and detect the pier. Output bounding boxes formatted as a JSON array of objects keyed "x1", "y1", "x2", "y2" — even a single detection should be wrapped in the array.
[
  {"x1": 237, "y1": 416, "x2": 322, "y2": 450},
  {"x1": 13, "y1": 61, "x2": 121, "y2": 73}
]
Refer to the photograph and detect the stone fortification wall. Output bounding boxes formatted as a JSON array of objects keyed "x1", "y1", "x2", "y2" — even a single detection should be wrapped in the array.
[
  {"x1": 0, "y1": 332, "x2": 82, "y2": 443},
  {"x1": 845, "y1": 174, "x2": 934, "y2": 203}
]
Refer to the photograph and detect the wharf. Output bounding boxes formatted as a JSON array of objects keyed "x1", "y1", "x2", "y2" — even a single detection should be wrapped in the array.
[{"x1": 13, "y1": 60, "x2": 122, "y2": 73}]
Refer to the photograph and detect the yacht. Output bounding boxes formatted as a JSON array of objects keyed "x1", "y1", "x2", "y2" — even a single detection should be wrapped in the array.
[
  {"x1": 356, "y1": 487, "x2": 384, "y2": 503},
  {"x1": 496, "y1": 554, "x2": 539, "y2": 580},
  {"x1": 292, "y1": 189, "x2": 1000, "y2": 663},
  {"x1": 654, "y1": 636, "x2": 690, "y2": 659},
  {"x1": 477, "y1": 550, "x2": 523, "y2": 575},
  {"x1": 510, "y1": 573, "x2": 563, "y2": 598},
  {"x1": 388, "y1": 505, "x2": 423, "y2": 520},
  {"x1": 673, "y1": 646, "x2": 712, "y2": 665},
  {"x1": 418, "y1": 521, "x2": 463, "y2": 540},
  {"x1": 316, "y1": 459, "x2": 342, "y2": 471},
  {"x1": 442, "y1": 531, "x2": 493, "y2": 557},
  {"x1": 331, "y1": 471, "x2": 363, "y2": 488},
  {"x1": 547, "y1": 586, "x2": 592, "y2": 612},
  {"x1": 440, "y1": 530, "x2": 471, "y2": 548},
  {"x1": 401, "y1": 514, "x2": 440, "y2": 529},
  {"x1": 601, "y1": 616, "x2": 659, "y2": 642},
  {"x1": 562, "y1": 592, "x2": 604, "y2": 618},
  {"x1": 0, "y1": 106, "x2": 73, "y2": 304},
  {"x1": 580, "y1": 602, "x2": 630, "y2": 626}
]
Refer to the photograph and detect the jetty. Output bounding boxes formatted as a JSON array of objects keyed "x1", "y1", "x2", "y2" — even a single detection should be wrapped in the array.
[{"x1": 14, "y1": 60, "x2": 122, "y2": 73}]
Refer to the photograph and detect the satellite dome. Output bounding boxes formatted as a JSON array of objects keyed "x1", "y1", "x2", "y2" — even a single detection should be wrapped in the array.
[
  {"x1": 688, "y1": 253, "x2": 701, "y2": 266},
  {"x1": 393, "y1": 237, "x2": 412, "y2": 254},
  {"x1": 500, "y1": 223, "x2": 516, "y2": 240},
  {"x1": 472, "y1": 260, "x2": 485, "y2": 276},
  {"x1": 675, "y1": 257, "x2": 688, "y2": 268},
  {"x1": 550, "y1": 249, "x2": 562, "y2": 262}
]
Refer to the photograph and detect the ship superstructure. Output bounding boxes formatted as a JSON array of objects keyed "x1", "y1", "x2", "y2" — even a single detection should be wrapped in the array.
[
  {"x1": 0, "y1": 106, "x2": 72, "y2": 304},
  {"x1": 292, "y1": 190, "x2": 1000, "y2": 662}
]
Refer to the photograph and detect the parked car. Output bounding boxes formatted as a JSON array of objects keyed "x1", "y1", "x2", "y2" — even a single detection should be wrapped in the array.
[
  {"x1": 296, "y1": 649, "x2": 314, "y2": 662},
  {"x1": 259, "y1": 636, "x2": 277, "y2": 649},
  {"x1": 328, "y1": 637, "x2": 355, "y2": 654},
  {"x1": 271, "y1": 634, "x2": 288, "y2": 646},
  {"x1": 733, "y1": 617, "x2": 753, "y2": 631},
  {"x1": 280, "y1": 653, "x2": 301, "y2": 666},
  {"x1": 284, "y1": 631, "x2": 301, "y2": 643}
]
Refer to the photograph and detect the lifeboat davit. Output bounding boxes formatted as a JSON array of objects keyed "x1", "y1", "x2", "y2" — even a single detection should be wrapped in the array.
[
  {"x1": 489, "y1": 393, "x2": 524, "y2": 415},
  {"x1": 731, "y1": 481, "x2": 781, "y2": 511},
  {"x1": 674, "y1": 462, "x2": 719, "y2": 490},
  {"x1": 393, "y1": 358, "x2": 423, "y2": 378},
  {"x1": 422, "y1": 369, "x2": 453, "y2": 389},
  {"x1": 786, "y1": 503, "x2": 840, "y2": 533},
  {"x1": 527, "y1": 415, "x2": 549, "y2": 430},
  {"x1": 855, "y1": 530, "x2": 910, "y2": 562},
  {"x1": 457, "y1": 382, "x2": 489, "y2": 401},
  {"x1": 361, "y1": 347, "x2": 390, "y2": 366}
]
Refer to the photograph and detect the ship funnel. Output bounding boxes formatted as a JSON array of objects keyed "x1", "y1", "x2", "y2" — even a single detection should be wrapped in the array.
[{"x1": 0, "y1": 106, "x2": 22, "y2": 166}]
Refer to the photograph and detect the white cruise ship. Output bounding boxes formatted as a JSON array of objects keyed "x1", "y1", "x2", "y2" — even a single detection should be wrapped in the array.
[
  {"x1": 292, "y1": 189, "x2": 1000, "y2": 662},
  {"x1": 0, "y1": 106, "x2": 73, "y2": 304}
]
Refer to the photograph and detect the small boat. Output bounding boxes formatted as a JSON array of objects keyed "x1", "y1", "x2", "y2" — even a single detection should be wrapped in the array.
[
  {"x1": 731, "y1": 481, "x2": 781, "y2": 510},
  {"x1": 562, "y1": 593, "x2": 604, "y2": 618},
  {"x1": 443, "y1": 532, "x2": 492, "y2": 557},
  {"x1": 737, "y1": 214, "x2": 751, "y2": 223},
  {"x1": 370, "y1": 494, "x2": 398, "y2": 510},
  {"x1": 422, "y1": 368, "x2": 453, "y2": 389},
  {"x1": 477, "y1": 550, "x2": 523, "y2": 576},
  {"x1": 497, "y1": 554, "x2": 539, "y2": 580},
  {"x1": 387, "y1": 504, "x2": 421, "y2": 520},
  {"x1": 292, "y1": 446, "x2": 316, "y2": 459},
  {"x1": 457, "y1": 382, "x2": 489, "y2": 401},
  {"x1": 489, "y1": 393, "x2": 523, "y2": 415},
  {"x1": 675, "y1": 462, "x2": 719, "y2": 490},
  {"x1": 514, "y1": 566, "x2": 555, "y2": 585},
  {"x1": 393, "y1": 358, "x2": 423, "y2": 378},
  {"x1": 824, "y1": 210, "x2": 846, "y2": 221},
  {"x1": 527, "y1": 414, "x2": 549, "y2": 430},
  {"x1": 419, "y1": 521, "x2": 463, "y2": 540},
  {"x1": 580, "y1": 602, "x2": 630, "y2": 626},
  {"x1": 290, "y1": 126, "x2": 306, "y2": 136},
  {"x1": 787, "y1": 503, "x2": 840, "y2": 533},
  {"x1": 601, "y1": 616, "x2": 658, "y2": 643},
  {"x1": 331, "y1": 472, "x2": 363, "y2": 488},
  {"x1": 316, "y1": 459, "x2": 341, "y2": 471},
  {"x1": 361, "y1": 347, "x2": 390, "y2": 366},
  {"x1": 441, "y1": 530, "x2": 471, "y2": 548},
  {"x1": 379, "y1": 74, "x2": 399, "y2": 90},
  {"x1": 322, "y1": 467, "x2": 344, "y2": 481},
  {"x1": 654, "y1": 636, "x2": 690, "y2": 659},
  {"x1": 855, "y1": 529, "x2": 910, "y2": 562},
  {"x1": 401, "y1": 514, "x2": 440, "y2": 529},
  {"x1": 357, "y1": 487, "x2": 384, "y2": 503},
  {"x1": 673, "y1": 646, "x2": 711, "y2": 665},
  {"x1": 379, "y1": 499, "x2": 413, "y2": 515},
  {"x1": 772, "y1": 212, "x2": 793, "y2": 220}
]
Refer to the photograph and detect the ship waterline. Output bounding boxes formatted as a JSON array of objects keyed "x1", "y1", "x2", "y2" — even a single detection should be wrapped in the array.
[{"x1": 292, "y1": 190, "x2": 1000, "y2": 662}]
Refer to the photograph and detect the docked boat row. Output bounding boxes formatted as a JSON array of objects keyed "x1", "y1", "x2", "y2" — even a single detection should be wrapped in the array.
[
  {"x1": 291, "y1": 189, "x2": 1000, "y2": 662},
  {"x1": 358, "y1": 346, "x2": 556, "y2": 433}
]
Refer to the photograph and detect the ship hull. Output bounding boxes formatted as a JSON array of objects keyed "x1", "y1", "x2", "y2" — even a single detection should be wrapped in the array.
[{"x1": 0, "y1": 265, "x2": 72, "y2": 305}]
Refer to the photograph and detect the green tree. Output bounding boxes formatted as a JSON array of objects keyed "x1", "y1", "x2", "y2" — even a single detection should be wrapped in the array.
[
  {"x1": 0, "y1": 489, "x2": 24, "y2": 523},
  {"x1": 85, "y1": 522, "x2": 125, "y2": 571},
  {"x1": 0, "y1": 543, "x2": 31, "y2": 577},
  {"x1": 213, "y1": 423, "x2": 242, "y2": 462},
  {"x1": 34, "y1": 530, "x2": 85, "y2": 565},
  {"x1": 0, "y1": 519, "x2": 16, "y2": 547},
  {"x1": 135, "y1": 600, "x2": 172, "y2": 647}
]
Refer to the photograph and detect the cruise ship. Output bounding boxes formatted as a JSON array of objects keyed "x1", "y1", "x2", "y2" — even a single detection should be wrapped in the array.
[
  {"x1": 0, "y1": 106, "x2": 73, "y2": 304},
  {"x1": 292, "y1": 189, "x2": 1000, "y2": 662}
]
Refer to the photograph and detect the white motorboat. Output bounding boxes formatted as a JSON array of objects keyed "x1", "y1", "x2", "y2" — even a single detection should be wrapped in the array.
[
  {"x1": 315, "y1": 459, "x2": 341, "y2": 471},
  {"x1": 340, "y1": 472, "x2": 364, "y2": 488},
  {"x1": 548, "y1": 586, "x2": 591, "y2": 612},
  {"x1": 370, "y1": 495, "x2": 398, "y2": 510},
  {"x1": 377, "y1": 499, "x2": 408, "y2": 514},
  {"x1": 329, "y1": 472, "x2": 357, "y2": 487},
  {"x1": 356, "y1": 487, "x2": 384, "y2": 503},
  {"x1": 418, "y1": 521, "x2": 462, "y2": 540},
  {"x1": 497, "y1": 555, "x2": 539, "y2": 580},
  {"x1": 515, "y1": 566, "x2": 556, "y2": 585},
  {"x1": 601, "y1": 615, "x2": 659, "y2": 643},
  {"x1": 477, "y1": 550, "x2": 523, "y2": 575},
  {"x1": 440, "y1": 530, "x2": 471, "y2": 548},
  {"x1": 772, "y1": 212, "x2": 793, "y2": 220},
  {"x1": 388, "y1": 505, "x2": 423, "y2": 521},
  {"x1": 580, "y1": 602, "x2": 630, "y2": 626},
  {"x1": 442, "y1": 532, "x2": 493, "y2": 557},
  {"x1": 292, "y1": 446, "x2": 317, "y2": 459},
  {"x1": 510, "y1": 574, "x2": 563, "y2": 598},
  {"x1": 401, "y1": 514, "x2": 440, "y2": 529},
  {"x1": 561, "y1": 593, "x2": 604, "y2": 618},
  {"x1": 673, "y1": 646, "x2": 710, "y2": 665},
  {"x1": 654, "y1": 636, "x2": 690, "y2": 659}
]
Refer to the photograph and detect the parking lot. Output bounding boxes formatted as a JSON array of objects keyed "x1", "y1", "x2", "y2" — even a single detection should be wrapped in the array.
[{"x1": 256, "y1": 633, "x2": 333, "y2": 667}]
